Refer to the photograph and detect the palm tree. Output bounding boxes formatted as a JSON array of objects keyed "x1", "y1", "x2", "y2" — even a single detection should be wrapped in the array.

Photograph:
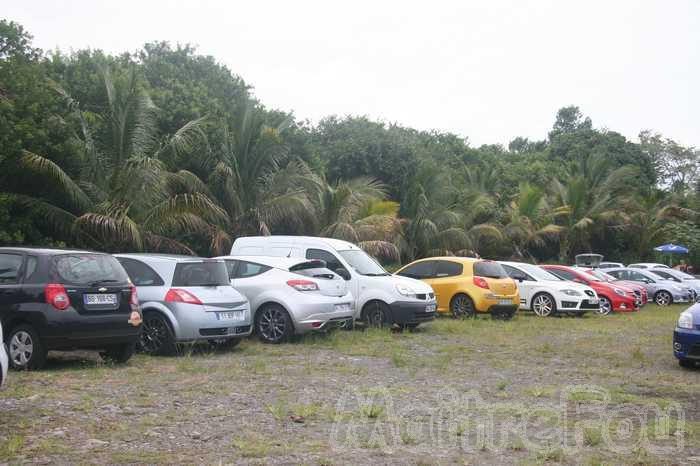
[
  {"x1": 205, "y1": 99, "x2": 319, "y2": 253},
  {"x1": 551, "y1": 154, "x2": 635, "y2": 261},
  {"x1": 2, "y1": 65, "x2": 225, "y2": 253},
  {"x1": 315, "y1": 177, "x2": 401, "y2": 261},
  {"x1": 503, "y1": 183, "x2": 564, "y2": 260}
]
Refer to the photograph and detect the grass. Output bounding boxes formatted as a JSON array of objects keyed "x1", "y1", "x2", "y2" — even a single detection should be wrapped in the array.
[{"x1": 0, "y1": 304, "x2": 698, "y2": 464}]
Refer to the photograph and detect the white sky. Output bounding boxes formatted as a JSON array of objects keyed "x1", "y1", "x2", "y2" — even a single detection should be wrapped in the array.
[{"x1": 6, "y1": 0, "x2": 699, "y2": 147}]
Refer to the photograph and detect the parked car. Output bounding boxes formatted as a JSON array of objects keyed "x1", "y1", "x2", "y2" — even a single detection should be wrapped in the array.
[
  {"x1": 115, "y1": 254, "x2": 251, "y2": 354},
  {"x1": 0, "y1": 248, "x2": 142, "y2": 370},
  {"x1": 674, "y1": 303, "x2": 700, "y2": 368},
  {"x1": 230, "y1": 236, "x2": 436, "y2": 329},
  {"x1": 647, "y1": 269, "x2": 700, "y2": 302},
  {"x1": 604, "y1": 267, "x2": 692, "y2": 306},
  {"x1": 628, "y1": 263, "x2": 671, "y2": 269},
  {"x1": 582, "y1": 268, "x2": 648, "y2": 306},
  {"x1": 0, "y1": 322, "x2": 7, "y2": 387},
  {"x1": 599, "y1": 262, "x2": 625, "y2": 269},
  {"x1": 499, "y1": 261, "x2": 599, "y2": 317},
  {"x1": 541, "y1": 265, "x2": 638, "y2": 315},
  {"x1": 214, "y1": 255, "x2": 354, "y2": 343},
  {"x1": 396, "y1": 258, "x2": 519, "y2": 319}
]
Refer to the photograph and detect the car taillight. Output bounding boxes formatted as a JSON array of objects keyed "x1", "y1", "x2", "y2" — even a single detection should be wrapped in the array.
[
  {"x1": 130, "y1": 286, "x2": 140, "y2": 310},
  {"x1": 287, "y1": 279, "x2": 319, "y2": 291},
  {"x1": 164, "y1": 288, "x2": 203, "y2": 305},
  {"x1": 473, "y1": 276, "x2": 490, "y2": 290},
  {"x1": 45, "y1": 284, "x2": 70, "y2": 310}
]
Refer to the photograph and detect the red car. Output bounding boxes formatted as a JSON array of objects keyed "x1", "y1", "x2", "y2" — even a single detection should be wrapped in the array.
[
  {"x1": 581, "y1": 268, "x2": 648, "y2": 306},
  {"x1": 541, "y1": 265, "x2": 639, "y2": 315}
]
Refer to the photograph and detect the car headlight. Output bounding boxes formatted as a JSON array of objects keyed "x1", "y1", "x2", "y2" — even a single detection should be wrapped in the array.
[
  {"x1": 560, "y1": 289, "x2": 582, "y2": 296},
  {"x1": 613, "y1": 288, "x2": 627, "y2": 297},
  {"x1": 678, "y1": 312, "x2": 694, "y2": 329},
  {"x1": 395, "y1": 284, "x2": 416, "y2": 297}
]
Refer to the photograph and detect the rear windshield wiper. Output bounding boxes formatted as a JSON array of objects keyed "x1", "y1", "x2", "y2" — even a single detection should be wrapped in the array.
[{"x1": 89, "y1": 279, "x2": 121, "y2": 287}]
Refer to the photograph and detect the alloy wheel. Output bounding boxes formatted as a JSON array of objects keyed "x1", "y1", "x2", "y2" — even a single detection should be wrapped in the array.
[
  {"x1": 141, "y1": 315, "x2": 169, "y2": 353},
  {"x1": 597, "y1": 297, "x2": 612, "y2": 315},
  {"x1": 451, "y1": 295, "x2": 475, "y2": 319},
  {"x1": 655, "y1": 291, "x2": 672, "y2": 306},
  {"x1": 9, "y1": 331, "x2": 33, "y2": 367},
  {"x1": 259, "y1": 307, "x2": 288, "y2": 342},
  {"x1": 532, "y1": 295, "x2": 554, "y2": 317}
]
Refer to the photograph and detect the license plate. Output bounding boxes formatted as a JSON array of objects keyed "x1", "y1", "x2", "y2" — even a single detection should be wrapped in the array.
[
  {"x1": 425, "y1": 304, "x2": 436, "y2": 313},
  {"x1": 217, "y1": 311, "x2": 244, "y2": 321},
  {"x1": 334, "y1": 303, "x2": 352, "y2": 313},
  {"x1": 589, "y1": 298, "x2": 599, "y2": 304},
  {"x1": 499, "y1": 299, "x2": 511, "y2": 306},
  {"x1": 84, "y1": 294, "x2": 117, "y2": 305}
]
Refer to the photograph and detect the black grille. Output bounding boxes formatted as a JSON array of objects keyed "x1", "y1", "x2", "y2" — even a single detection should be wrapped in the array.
[
  {"x1": 199, "y1": 327, "x2": 228, "y2": 336},
  {"x1": 416, "y1": 293, "x2": 426, "y2": 300},
  {"x1": 561, "y1": 301, "x2": 577, "y2": 308},
  {"x1": 234, "y1": 325, "x2": 251, "y2": 334},
  {"x1": 579, "y1": 300, "x2": 600, "y2": 310},
  {"x1": 689, "y1": 343, "x2": 700, "y2": 357}
]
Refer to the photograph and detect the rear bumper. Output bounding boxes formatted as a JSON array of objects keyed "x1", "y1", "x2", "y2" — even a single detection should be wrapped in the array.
[
  {"x1": 475, "y1": 293, "x2": 519, "y2": 314},
  {"x1": 162, "y1": 302, "x2": 252, "y2": 341},
  {"x1": 297, "y1": 310, "x2": 355, "y2": 333},
  {"x1": 673, "y1": 327, "x2": 700, "y2": 360},
  {"x1": 41, "y1": 307, "x2": 142, "y2": 350},
  {"x1": 388, "y1": 300, "x2": 437, "y2": 325}
]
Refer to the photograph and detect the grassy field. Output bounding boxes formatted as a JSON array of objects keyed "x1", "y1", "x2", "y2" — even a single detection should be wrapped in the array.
[{"x1": 1, "y1": 305, "x2": 698, "y2": 465}]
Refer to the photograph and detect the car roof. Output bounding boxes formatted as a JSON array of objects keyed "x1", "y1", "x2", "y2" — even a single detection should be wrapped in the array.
[
  {"x1": 215, "y1": 255, "x2": 322, "y2": 270},
  {"x1": 115, "y1": 253, "x2": 212, "y2": 263},
  {"x1": 234, "y1": 235, "x2": 361, "y2": 251},
  {"x1": 0, "y1": 247, "x2": 100, "y2": 255},
  {"x1": 408, "y1": 256, "x2": 482, "y2": 265}
]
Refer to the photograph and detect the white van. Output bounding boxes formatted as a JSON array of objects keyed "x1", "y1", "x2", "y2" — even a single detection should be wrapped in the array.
[{"x1": 230, "y1": 236, "x2": 437, "y2": 328}]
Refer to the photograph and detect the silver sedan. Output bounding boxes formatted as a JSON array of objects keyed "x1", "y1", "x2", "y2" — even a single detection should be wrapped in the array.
[
  {"x1": 115, "y1": 254, "x2": 252, "y2": 354},
  {"x1": 605, "y1": 267, "x2": 692, "y2": 306}
]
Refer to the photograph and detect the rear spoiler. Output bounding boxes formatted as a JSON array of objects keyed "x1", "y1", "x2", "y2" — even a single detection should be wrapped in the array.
[{"x1": 289, "y1": 259, "x2": 327, "y2": 272}]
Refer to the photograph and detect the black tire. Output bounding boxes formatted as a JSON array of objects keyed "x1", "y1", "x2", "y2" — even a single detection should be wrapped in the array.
[
  {"x1": 654, "y1": 290, "x2": 673, "y2": 306},
  {"x1": 256, "y1": 304, "x2": 294, "y2": 344},
  {"x1": 597, "y1": 296, "x2": 613, "y2": 316},
  {"x1": 140, "y1": 311, "x2": 177, "y2": 356},
  {"x1": 679, "y1": 358, "x2": 695, "y2": 369},
  {"x1": 100, "y1": 341, "x2": 137, "y2": 364},
  {"x1": 363, "y1": 301, "x2": 391, "y2": 328},
  {"x1": 208, "y1": 338, "x2": 241, "y2": 350},
  {"x1": 6, "y1": 324, "x2": 47, "y2": 370},
  {"x1": 450, "y1": 294, "x2": 476, "y2": 319},
  {"x1": 531, "y1": 293, "x2": 556, "y2": 317}
]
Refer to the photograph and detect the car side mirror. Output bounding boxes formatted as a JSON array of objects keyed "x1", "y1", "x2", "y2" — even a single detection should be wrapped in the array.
[
  {"x1": 335, "y1": 268, "x2": 351, "y2": 281},
  {"x1": 516, "y1": 277, "x2": 524, "y2": 283}
]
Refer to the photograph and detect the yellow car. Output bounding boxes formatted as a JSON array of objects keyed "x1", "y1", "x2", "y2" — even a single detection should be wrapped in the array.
[{"x1": 395, "y1": 257, "x2": 519, "y2": 319}]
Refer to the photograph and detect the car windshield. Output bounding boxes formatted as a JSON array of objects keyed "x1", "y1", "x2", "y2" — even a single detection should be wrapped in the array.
[
  {"x1": 586, "y1": 269, "x2": 614, "y2": 282},
  {"x1": 172, "y1": 260, "x2": 230, "y2": 286},
  {"x1": 51, "y1": 254, "x2": 129, "y2": 286},
  {"x1": 517, "y1": 263, "x2": 562, "y2": 281},
  {"x1": 338, "y1": 250, "x2": 388, "y2": 276}
]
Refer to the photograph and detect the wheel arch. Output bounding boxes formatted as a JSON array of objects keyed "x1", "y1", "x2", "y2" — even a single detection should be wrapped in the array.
[
  {"x1": 254, "y1": 301, "x2": 296, "y2": 333},
  {"x1": 360, "y1": 299, "x2": 393, "y2": 323},
  {"x1": 140, "y1": 303, "x2": 179, "y2": 337}
]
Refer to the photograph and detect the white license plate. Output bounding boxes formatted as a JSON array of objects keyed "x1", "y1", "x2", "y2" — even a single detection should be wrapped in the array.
[
  {"x1": 217, "y1": 311, "x2": 244, "y2": 321},
  {"x1": 84, "y1": 294, "x2": 117, "y2": 305},
  {"x1": 425, "y1": 304, "x2": 436, "y2": 313},
  {"x1": 334, "y1": 303, "x2": 352, "y2": 313},
  {"x1": 589, "y1": 298, "x2": 599, "y2": 304},
  {"x1": 499, "y1": 299, "x2": 511, "y2": 306}
]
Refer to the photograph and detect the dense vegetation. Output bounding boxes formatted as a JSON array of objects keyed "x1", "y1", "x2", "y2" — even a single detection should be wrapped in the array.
[{"x1": 1, "y1": 20, "x2": 698, "y2": 266}]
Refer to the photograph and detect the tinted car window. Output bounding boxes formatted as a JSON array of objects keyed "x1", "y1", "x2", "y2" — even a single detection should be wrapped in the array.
[
  {"x1": 435, "y1": 261, "x2": 463, "y2": 277},
  {"x1": 398, "y1": 261, "x2": 435, "y2": 279},
  {"x1": 306, "y1": 249, "x2": 349, "y2": 275},
  {"x1": 172, "y1": 261, "x2": 230, "y2": 286},
  {"x1": 24, "y1": 256, "x2": 39, "y2": 281},
  {"x1": 223, "y1": 259, "x2": 238, "y2": 279},
  {"x1": 118, "y1": 258, "x2": 165, "y2": 286},
  {"x1": 630, "y1": 271, "x2": 651, "y2": 282},
  {"x1": 0, "y1": 253, "x2": 23, "y2": 284},
  {"x1": 51, "y1": 254, "x2": 129, "y2": 286},
  {"x1": 502, "y1": 264, "x2": 531, "y2": 281},
  {"x1": 235, "y1": 261, "x2": 271, "y2": 279},
  {"x1": 473, "y1": 261, "x2": 507, "y2": 279}
]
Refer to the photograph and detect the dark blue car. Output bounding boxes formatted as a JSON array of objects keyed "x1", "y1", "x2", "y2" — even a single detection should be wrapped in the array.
[{"x1": 673, "y1": 303, "x2": 700, "y2": 368}]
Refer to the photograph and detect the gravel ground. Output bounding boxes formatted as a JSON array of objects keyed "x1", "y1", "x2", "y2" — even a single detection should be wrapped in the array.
[{"x1": 1, "y1": 305, "x2": 699, "y2": 465}]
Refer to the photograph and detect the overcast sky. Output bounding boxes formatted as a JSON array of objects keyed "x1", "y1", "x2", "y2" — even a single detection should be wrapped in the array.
[{"x1": 6, "y1": 0, "x2": 699, "y2": 147}]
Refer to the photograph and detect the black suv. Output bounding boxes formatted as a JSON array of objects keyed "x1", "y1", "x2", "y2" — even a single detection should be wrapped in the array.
[{"x1": 0, "y1": 248, "x2": 142, "y2": 369}]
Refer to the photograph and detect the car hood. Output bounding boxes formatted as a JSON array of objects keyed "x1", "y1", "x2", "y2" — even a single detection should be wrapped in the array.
[
  {"x1": 683, "y1": 302, "x2": 700, "y2": 318},
  {"x1": 391, "y1": 274, "x2": 434, "y2": 294},
  {"x1": 554, "y1": 281, "x2": 596, "y2": 294}
]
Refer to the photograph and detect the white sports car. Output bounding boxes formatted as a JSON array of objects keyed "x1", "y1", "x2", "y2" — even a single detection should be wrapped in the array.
[{"x1": 500, "y1": 261, "x2": 600, "y2": 316}]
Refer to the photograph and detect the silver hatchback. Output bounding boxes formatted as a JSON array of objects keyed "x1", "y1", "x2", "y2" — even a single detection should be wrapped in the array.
[{"x1": 115, "y1": 254, "x2": 252, "y2": 354}]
